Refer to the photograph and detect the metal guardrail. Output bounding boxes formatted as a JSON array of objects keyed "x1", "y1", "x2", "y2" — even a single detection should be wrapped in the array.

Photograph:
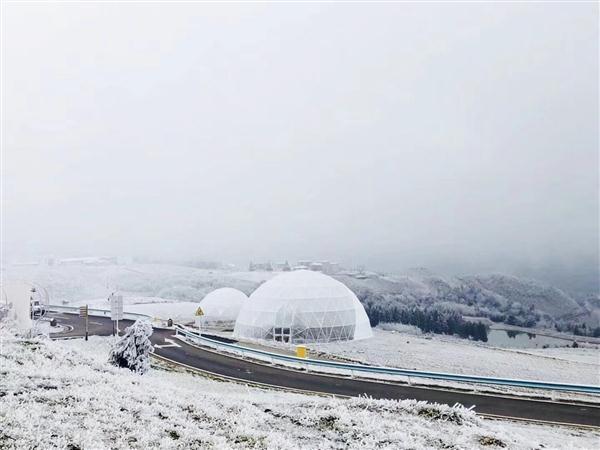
[
  {"x1": 46, "y1": 304, "x2": 600, "y2": 394},
  {"x1": 174, "y1": 325, "x2": 600, "y2": 395},
  {"x1": 47, "y1": 304, "x2": 152, "y2": 322}
]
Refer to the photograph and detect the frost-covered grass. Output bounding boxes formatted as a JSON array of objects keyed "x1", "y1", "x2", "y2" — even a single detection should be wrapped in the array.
[
  {"x1": 307, "y1": 328, "x2": 600, "y2": 386},
  {"x1": 1, "y1": 326, "x2": 598, "y2": 449}
]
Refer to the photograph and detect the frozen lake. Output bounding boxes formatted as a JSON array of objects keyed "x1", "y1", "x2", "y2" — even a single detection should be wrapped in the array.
[{"x1": 487, "y1": 329, "x2": 574, "y2": 349}]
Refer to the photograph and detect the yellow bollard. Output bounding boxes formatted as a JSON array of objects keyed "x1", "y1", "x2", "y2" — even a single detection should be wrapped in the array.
[{"x1": 296, "y1": 345, "x2": 308, "y2": 358}]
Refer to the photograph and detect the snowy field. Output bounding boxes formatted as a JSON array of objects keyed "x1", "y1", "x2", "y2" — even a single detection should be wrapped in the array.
[
  {"x1": 1, "y1": 324, "x2": 598, "y2": 449},
  {"x1": 525, "y1": 347, "x2": 600, "y2": 365},
  {"x1": 307, "y1": 328, "x2": 600, "y2": 386}
]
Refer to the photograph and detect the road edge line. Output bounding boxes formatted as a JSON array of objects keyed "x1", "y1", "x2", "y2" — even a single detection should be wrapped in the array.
[
  {"x1": 171, "y1": 333, "x2": 600, "y2": 410},
  {"x1": 150, "y1": 352, "x2": 340, "y2": 398},
  {"x1": 150, "y1": 353, "x2": 599, "y2": 431}
]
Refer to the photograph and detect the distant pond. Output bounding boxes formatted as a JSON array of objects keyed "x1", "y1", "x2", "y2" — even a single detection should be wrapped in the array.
[{"x1": 486, "y1": 329, "x2": 573, "y2": 349}]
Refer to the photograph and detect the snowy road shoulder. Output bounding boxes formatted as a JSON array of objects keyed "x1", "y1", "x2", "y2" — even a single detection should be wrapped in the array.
[{"x1": 306, "y1": 328, "x2": 600, "y2": 387}]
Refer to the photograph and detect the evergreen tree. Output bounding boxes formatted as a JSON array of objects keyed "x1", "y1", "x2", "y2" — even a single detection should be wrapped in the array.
[{"x1": 109, "y1": 320, "x2": 154, "y2": 374}]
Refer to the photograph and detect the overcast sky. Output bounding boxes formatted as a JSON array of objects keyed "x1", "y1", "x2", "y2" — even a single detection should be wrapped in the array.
[{"x1": 2, "y1": 2, "x2": 598, "y2": 281}]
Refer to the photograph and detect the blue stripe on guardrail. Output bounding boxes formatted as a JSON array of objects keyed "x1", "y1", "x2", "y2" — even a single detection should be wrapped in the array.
[{"x1": 174, "y1": 325, "x2": 600, "y2": 395}]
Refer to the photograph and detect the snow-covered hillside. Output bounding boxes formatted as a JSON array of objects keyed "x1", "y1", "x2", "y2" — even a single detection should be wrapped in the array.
[
  {"x1": 4, "y1": 262, "x2": 597, "y2": 329},
  {"x1": 4, "y1": 264, "x2": 274, "y2": 304},
  {"x1": 464, "y1": 274, "x2": 583, "y2": 319},
  {"x1": 1, "y1": 324, "x2": 598, "y2": 449},
  {"x1": 337, "y1": 270, "x2": 593, "y2": 328}
]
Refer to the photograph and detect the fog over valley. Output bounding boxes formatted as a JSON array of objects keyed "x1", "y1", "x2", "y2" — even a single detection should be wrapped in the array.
[{"x1": 2, "y1": 3, "x2": 598, "y2": 294}]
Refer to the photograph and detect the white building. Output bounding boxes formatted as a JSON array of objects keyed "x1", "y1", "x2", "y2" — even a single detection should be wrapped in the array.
[{"x1": 233, "y1": 270, "x2": 372, "y2": 344}]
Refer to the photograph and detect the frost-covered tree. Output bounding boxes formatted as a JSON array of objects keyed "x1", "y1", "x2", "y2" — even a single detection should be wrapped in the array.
[{"x1": 109, "y1": 320, "x2": 154, "y2": 374}]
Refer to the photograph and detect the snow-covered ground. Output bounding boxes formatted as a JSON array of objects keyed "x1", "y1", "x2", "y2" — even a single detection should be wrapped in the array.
[
  {"x1": 525, "y1": 347, "x2": 600, "y2": 365},
  {"x1": 32, "y1": 318, "x2": 65, "y2": 335},
  {"x1": 1, "y1": 324, "x2": 598, "y2": 449},
  {"x1": 307, "y1": 328, "x2": 600, "y2": 386}
]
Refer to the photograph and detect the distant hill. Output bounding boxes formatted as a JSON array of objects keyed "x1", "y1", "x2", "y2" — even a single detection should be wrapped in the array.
[
  {"x1": 335, "y1": 270, "x2": 590, "y2": 328},
  {"x1": 460, "y1": 274, "x2": 583, "y2": 319},
  {"x1": 5, "y1": 262, "x2": 595, "y2": 329}
]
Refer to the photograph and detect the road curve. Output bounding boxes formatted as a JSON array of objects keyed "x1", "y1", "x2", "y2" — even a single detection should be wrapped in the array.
[{"x1": 49, "y1": 312, "x2": 600, "y2": 427}]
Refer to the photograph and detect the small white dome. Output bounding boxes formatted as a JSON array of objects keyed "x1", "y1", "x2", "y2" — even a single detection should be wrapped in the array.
[
  {"x1": 199, "y1": 288, "x2": 247, "y2": 325},
  {"x1": 234, "y1": 270, "x2": 372, "y2": 343}
]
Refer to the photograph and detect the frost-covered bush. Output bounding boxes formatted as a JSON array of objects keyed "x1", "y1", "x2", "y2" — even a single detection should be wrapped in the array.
[{"x1": 108, "y1": 320, "x2": 154, "y2": 374}]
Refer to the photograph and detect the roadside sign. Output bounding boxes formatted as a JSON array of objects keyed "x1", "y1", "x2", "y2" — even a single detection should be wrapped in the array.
[
  {"x1": 195, "y1": 306, "x2": 204, "y2": 316},
  {"x1": 110, "y1": 294, "x2": 123, "y2": 321},
  {"x1": 79, "y1": 304, "x2": 89, "y2": 341},
  {"x1": 109, "y1": 294, "x2": 123, "y2": 337}
]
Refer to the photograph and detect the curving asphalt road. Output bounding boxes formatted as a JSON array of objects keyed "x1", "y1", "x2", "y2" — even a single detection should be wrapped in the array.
[{"x1": 48, "y1": 312, "x2": 600, "y2": 427}]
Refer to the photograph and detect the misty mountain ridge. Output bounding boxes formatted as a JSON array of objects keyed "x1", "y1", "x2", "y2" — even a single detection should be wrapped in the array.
[
  {"x1": 336, "y1": 269, "x2": 597, "y2": 329},
  {"x1": 6, "y1": 262, "x2": 598, "y2": 332}
]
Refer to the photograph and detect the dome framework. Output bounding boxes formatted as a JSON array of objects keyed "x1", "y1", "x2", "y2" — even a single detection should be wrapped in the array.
[
  {"x1": 233, "y1": 270, "x2": 372, "y2": 344},
  {"x1": 198, "y1": 288, "x2": 247, "y2": 328}
]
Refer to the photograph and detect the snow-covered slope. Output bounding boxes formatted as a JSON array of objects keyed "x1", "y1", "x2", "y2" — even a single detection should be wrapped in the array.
[
  {"x1": 336, "y1": 270, "x2": 587, "y2": 325},
  {"x1": 463, "y1": 274, "x2": 583, "y2": 319},
  {"x1": 4, "y1": 264, "x2": 271, "y2": 304},
  {"x1": 1, "y1": 324, "x2": 597, "y2": 449},
  {"x1": 4, "y1": 263, "x2": 593, "y2": 327}
]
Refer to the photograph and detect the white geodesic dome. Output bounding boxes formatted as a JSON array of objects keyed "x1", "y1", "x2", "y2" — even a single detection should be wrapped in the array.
[
  {"x1": 198, "y1": 288, "x2": 247, "y2": 327},
  {"x1": 233, "y1": 270, "x2": 372, "y2": 344}
]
